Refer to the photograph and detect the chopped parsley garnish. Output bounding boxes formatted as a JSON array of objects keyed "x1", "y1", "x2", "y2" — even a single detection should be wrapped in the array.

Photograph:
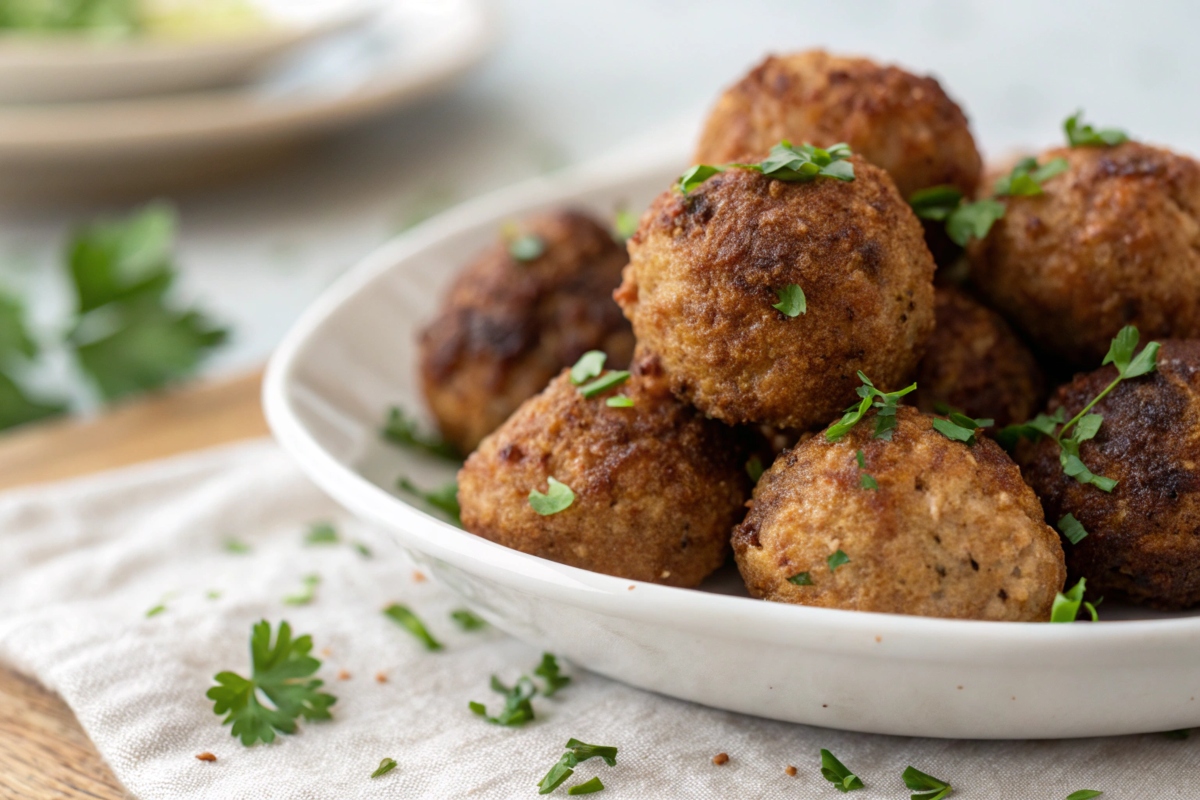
[
  {"x1": 746, "y1": 454, "x2": 765, "y2": 483},
  {"x1": 145, "y1": 604, "x2": 166, "y2": 618},
  {"x1": 578, "y1": 371, "x2": 630, "y2": 399},
  {"x1": 371, "y1": 757, "x2": 398, "y2": 778},
  {"x1": 827, "y1": 550, "x2": 850, "y2": 572},
  {"x1": 534, "y1": 653, "x2": 571, "y2": 696},
  {"x1": 283, "y1": 574, "x2": 320, "y2": 606},
  {"x1": 605, "y1": 395, "x2": 633, "y2": 407},
  {"x1": 825, "y1": 371, "x2": 917, "y2": 442},
  {"x1": 788, "y1": 571, "x2": 813, "y2": 586},
  {"x1": 909, "y1": 185, "x2": 1006, "y2": 247},
  {"x1": 207, "y1": 620, "x2": 336, "y2": 746},
  {"x1": 1163, "y1": 729, "x2": 1191, "y2": 740},
  {"x1": 772, "y1": 284, "x2": 807, "y2": 317},
  {"x1": 994, "y1": 156, "x2": 1069, "y2": 197},
  {"x1": 353, "y1": 542, "x2": 372, "y2": 558},
  {"x1": 1057, "y1": 514, "x2": 1089, "y2": 545},
  {"x1": 614, "y1": 208, "x2": 639, "y2": 242},
  {"x1": 383, "y1": 604, "x2": 443, "y2": 651},
  {"x1": 0, "y1": 291, "x2": 66, "y2": 430},
  {"x1": 570, "y1": 350, "x2": 607, "y2": 385},
  {"x1": 509, "y1": 234, "x2": 546, "y2": 262},
  {"x1": 471, "y1": 675, "x2": 537, "y2": 727},
  {"x1": 1051, "y1": 578, "x2": 1099, "y2": 623},
  {"x1": 999, "y1": 326, "x2": 1160, "y2": 492},
  {"x1": 223, "y1": 538, "x2": 251, "y2": 554},
  {"x1": 931, "y1": 413, "x2": 993, "y2": 446},
  {"x1": 304, "y1": 522, "x2": 339, "y2": 545},
  {"x1": 451, "y1": 609, "x2": 488, "y2": 631},
  {"x1": 855, "y1": 450, "x2": 878, "y2": 490},
  {"x1": 1064, "y1": 791, "x2": 1104, "y2": 800},
  {"x1": 819, "y1": 749, "x2": 864, "y2": 792},
  {"x1": 398, "y1": 477, "x2": 462, "y2": 524},
  {"x1": 902, "y1": 766, "x2": 953, "y2": 800},
  {"x1": 1065, "y1": 111, "x2": 1128, "y2": 148},
  {"x1": 530, "y1": 477, "x2": 576, "y2": 515},
  {"x1": 538, "y1": 739, "x2": 619, "y2": 794},
  {"x1": 568, "y1": 777, "x2": 605, "y2": 795},
  {"x1": 382, "y1": 407, "x2": 459, "y2": 460},
  {"x1": 678, "y1": 140, "x2": 855, "y2": 194}
]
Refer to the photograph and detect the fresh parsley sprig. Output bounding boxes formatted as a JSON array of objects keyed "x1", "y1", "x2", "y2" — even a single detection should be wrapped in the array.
[
  {"x1": 772, "y1": 284, "x2": 806, "y2": 317},
  {"x1": 383, "y1": 604, "x2": 444, "y2": 651},
  {"x1": 999, "y1": 326, "x2": 1160, "y2": 493},
  {"x1": 534, "y1": 653, "x2": 571, "y2": 696},
  {"x1": 678, "y1": 141, "x2": 855, "y2": 194},
  {"x1": 471, "y1": 675, "x2": 537, "y2": 727},
  {"x1": 1065, "y1": 111, "x2": 1128, "y2": 148},
  {"x1": 931, "y1": 412, "x2": 993, "y2": 446},
  {"x1": 994, "y1": 156, "x2": 1069, "y2": 197},
  {"x1": 371, "y1": 757, "x2": 398, "y2": 778},
  {"x1": 819, "y1": 749, "x2": 864, "y2": 792},
  {"x1": 538, "y1": 739, "x2": 619, "y2": 795},
  {"x1": 825, "y1": 372, "x2": 917, "y2": 442},
  {"x1": 530, "y1": 477, "x2": 575, "y2": 515},
  {"x1": 207, "y1": 620, "x2": 336, "y2": 746},
  {"x1": 382, "y1": 407, "x2": 460, "y2": 460},
  {"x1": 902, "y1": 766, "x2": 953, "y2": 800},
  {"x1": 909, "y1": 186, "x2": 1006, "y2": 247},
  {"x1": 1051, "y1": 578, "x2": 1100, "y2": 623}
]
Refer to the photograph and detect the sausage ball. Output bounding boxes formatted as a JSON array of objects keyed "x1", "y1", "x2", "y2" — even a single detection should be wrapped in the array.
[
  {"x1": 419, "y1": 210, "x2": 634, "y2": 454},
  {"x1": 970, "y1": 142, "x2": 1200, "y2": 367},
  {"x1": 912, "y1": 284, "x2": 1045, "y2": 427},
  {"x1": 614, "y1": 157, "x2": 936, "y2": 430},
  {"x1": 1014, "y1": 340, "x2": 1200, "y2": 610},
  {"x1": 694, "y1": 50, "x2": 982, "y2": 202},
  {"x1": 457, "y1": 359, "x2": 751, "y2": 587},
  {"x1": 733, "y1": 406, "x2": 1066, "y2": 620}
]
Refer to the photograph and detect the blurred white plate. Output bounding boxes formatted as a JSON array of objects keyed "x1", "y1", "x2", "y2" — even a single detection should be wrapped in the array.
[
  {"x1": 0, "y1": 0, "x2": 493, "y2": 201},
  {"x1": 264, "y1": 145, "x2": 1200, "y2": 740},
  {"x1": 0, "y1": 0, "x2": 374, "y2": 104}
]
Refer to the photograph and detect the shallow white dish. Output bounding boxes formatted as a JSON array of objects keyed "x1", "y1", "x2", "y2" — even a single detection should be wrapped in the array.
[
  {"x1": 264, "y1": 146, "x2": 1200, "y2": 740},
  {"x1": 0, "y1": 0, "x2": 372, "y2": 104}
]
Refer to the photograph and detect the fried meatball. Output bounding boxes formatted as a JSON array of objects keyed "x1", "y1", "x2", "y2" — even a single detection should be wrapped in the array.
[
  {"x1": 970, "y1": 142, "x2": 1200, "y2": 367},
  {"x1": 419, "y1": 210, "x2": 634, "y2": 454},
  {"x1": 457, "y1": 362, "x2": 751, "y2": 587},
  {"x1": 733, "y1": 406, "x2": 1066, "y2": 620},
  {"x1": 913, "y1": 285, "x2": 1045, "y2": 427},
  {"x1": 694, "y1": 50, "x2": 982, "y2": 202},
  {"x1": 614, "y1": 158, "x2": 935, "y2": 430},
  {"x1": 1015, "y1": 340, "x2": 1200, "y2": 609}
]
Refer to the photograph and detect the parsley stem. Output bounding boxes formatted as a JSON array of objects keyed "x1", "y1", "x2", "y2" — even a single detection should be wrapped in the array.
[{"x1": 1058, "y1": 374, "x2": 1122, "y2": 439}]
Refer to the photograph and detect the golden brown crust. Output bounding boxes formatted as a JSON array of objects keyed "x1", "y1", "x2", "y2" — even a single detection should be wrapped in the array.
[
  {"x1": 1014, "y1": 340, "x2": 1200, "y2": 609},
  {"x1": 615, "y1": 159, "x2": 935, "y2": 430},
  {"x1": 457, "y1": 368, "x2": 752, "y2": 587},
  {"x1": 419, "y1": 209, "x2": 634, "y2": 454},
  {"x1": 913, "y1": 285, "x2": 1045, "y2": 427},
  {"x1": 694, "y1": 50, "x2": 982, "y2": 200},
  {"x1": 733, "y1": 406, "x2": 1065, "y2": 620},
  {"x1": 970, "y1": 142, "x2": 1200, "y2": 367}
]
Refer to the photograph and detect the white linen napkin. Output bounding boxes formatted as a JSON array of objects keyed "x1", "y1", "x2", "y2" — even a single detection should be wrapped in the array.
[{"x1": 0, "y1": 441, "x2": 1194, "y2": 799}]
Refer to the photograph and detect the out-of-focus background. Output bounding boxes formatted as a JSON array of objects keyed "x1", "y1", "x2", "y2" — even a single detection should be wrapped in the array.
[{"x1": 1, "y1": 0, "x2": 1198, "y2": 430}]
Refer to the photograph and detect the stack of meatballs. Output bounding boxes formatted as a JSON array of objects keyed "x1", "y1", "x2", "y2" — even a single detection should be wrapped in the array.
[{"x1": 418, "y1": 49, "x2": 1200, "y2": 621}]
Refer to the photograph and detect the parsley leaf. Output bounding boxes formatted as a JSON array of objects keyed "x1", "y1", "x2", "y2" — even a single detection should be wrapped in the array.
[
  {"x1": 1065, "y1": 111, "x2": 1128, "y2": 148},
  {"x1": 788, "y1": 571, "x2": 814, "y2": 586},
  {"x1": 819, "y1": 749, "x2": 865, "y2": 792},
  {"x1": 383, "y1": 604, "x2": 443, "y2": 651},
  {"x1": 994, "y1": 157, "x2": 1069, "y2": 197},
  {"x1": 283, "y1": 574, "x2": 320, "y2": 606},
  {"x1": 207, "y1": 620, "x2": 336, "y2": 746},
  {"x1": 509, "y1": 234, "x2": 546, "y2": 262},
  {"x1": 534, "y1": 653, "x2": 571, "y2": 696},
  {"x1": 678, "y1": 164, "x2": 725, "y2": 194},
  {"x1": 909, "y1": 186, "x2": 1005, "y2": 247},
  {"x1": 398, "y1": 477, "x2": 461, "y2": 524},
  {"x1": 677, "y1": 141, "x2": 854, "y2": 194},
  {"x1": 472, "y1": 675, "x2": 537, "y2": 727},
  {"x1": 1057, "y1": 513, "x2": 1089, "y2": 545},
  {"x1": 827, "y1": 550, "x2": 850, "y2": 572},
  {"x1": 772, "y1": 284, "x2": 807, "y2": 317},
  {"x1": 223, "y1": 538, "x2": 252, "y2": 554},
  {"x1": 0, "y1": 371, "x2": 66, "y2": 431},
  {"x1": 530, "y1": 477, "x2": 575, "y2": 515},
  {"x1": 382, "y1": 407, "x2": 460, "y2": 460},
  {"x1": 578, "y1": 370, "x2": 630, "y2": 399},
  {"x1": 613, "y1": 208, "x2": 639, "y2": 242},
  {"x1": 932, "y1": 413, "x2": 993, "y2": 446},
  {"x1": 371, "y1": 757, "x2": 398, "y2": 778},
  {"x1": 746, "y1": 454, "x2": 765, "y2": 483},
  {"x1": 1064, "y1": 791, "x2": 1104, "y2": 800},
  {"x1": 539, "y1": 740, "x2": 619, "y2": 794},
  {"x1": 605, "y1": 395, "x2": 633, "y2": 407},
  {"x1": 908, "y1": 185, "x2": 963, "y2": 221},
  {"x1": 568, "y1": 777, "x2": 605, "y2": 795},
  {"x1": 825, "y1": 371, "x2": 916, "y2": 441},
  {"x1": 570, "y1": 350, "x2": 607, "y2": 385},
  {"x1": 1051, "y1": 578, "x2": 1100, "y2": 623},
  {"x1": 855, "y1": 450, "x2": 878, "y2": 490},
  {"x1": 304, "y1": 522, "x2": 339, "y2": 545},
  {"x1": 451, "y1": 609, "x2": 488, "y2": 631},
  {"x1": 902, "y1": 766, "x2": 953, "y2": 800}
]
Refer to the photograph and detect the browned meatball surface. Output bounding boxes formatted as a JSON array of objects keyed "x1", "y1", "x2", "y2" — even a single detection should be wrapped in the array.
[
  {"x1": 913, "y1": 284, "x2": 1045, "y2": 427},
  {"x1": 694, "y1": 50, "x2": 982, "y2": 201},
  {"x1": 733, "y1": 406, "x2": 1065, "y2": 620},
  {"x1": 457, "y1": 362, "x2": 752, "y2": 587},
  {"x1": 615, "y1": 158, "x2": 935, "y2": 430},
  {"x1": 970, "y1": 142, "x2": 1200, "y2": 367},
  {"x1": 419, "y1": 210, "x2": 634, "y2": 454},
  {"x1": 1015, "y1": 340, "x2": 1200, "y2": 609}
]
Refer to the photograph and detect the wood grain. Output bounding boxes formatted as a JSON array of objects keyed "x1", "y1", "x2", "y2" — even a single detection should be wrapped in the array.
[{"x1": 0, "y1": 370, "x2": 269, "y2": 799}]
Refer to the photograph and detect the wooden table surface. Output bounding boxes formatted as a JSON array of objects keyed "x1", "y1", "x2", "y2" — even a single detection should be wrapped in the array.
[{"x1": 0, "y1": 371, "x2": 268, "y2": 800}]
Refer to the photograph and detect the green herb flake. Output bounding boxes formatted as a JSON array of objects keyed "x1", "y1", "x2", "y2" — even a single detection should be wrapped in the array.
[
  {"x1": 509, "y1": 234, "x2": 546, "y2": 262},
  {"x1": 451, "y1": 609, "x2": 488, "y2": 631},
  {"x1": 855, "y1": 450, "x2": 878, "y2": 490},
  {"x1": 371, "y1": 757, "x2": 398, "y2": 778},
  {"x1": 568, "y1": 777, "x2": 605, "y2": 795},
  {"x1": 304, "y1": 522, "x2": 339, "y2": 546},
  {"x1": 472, "y1": 675, "x2": 537, "y2": 727},
  {"x1": 746, "y1": 454, "x2": 765, "y2": 483},
  {"x1": 570, "y1": 350, "x2": 607, "y2": 385},
  {"x1": 678, "y1": 164, "x2": 725, "y2": 194},
  {"x1": 788, "y1": 571, "x2": 814, "y2": 586},
  {"x1": 578, "y1": 370, "x2": 630, "y2": 399},
  {"x1": 145, "y1": 604, "x2": 166, "y2": 618},
  {"x1": 353, "y1": 542, "x2": 372, "y2": 558},
  {"x1": 383, "y1": 604, "x2": 443, "y2": 651},
  {"x1": 994, "y1": 156, "x2": 1069, "y2": 197},
  {"x1": 530, "y1": 477, "x2": 575, "y2": 515},
  {"x1": 825, "y1": 371, "x2": 916, "y2": 442},
  {"x1": 1064, "y1": 791, "x2": 1104, "y2": 800},
  {"x1": 1057, "y1": 514, "x2": 1089, "y2": 545},
  {"x1": 677, "y1": 141, "x2": 854, "y2": 195},
  {"x1": 614, "y1": 208, "x2": 639, "y2": 242},
  {"x1": 223, "y1": 538, "x2": 251, "y2": 554},
  {"x1": 909, "y1": 186, "x2": 1005, "y2": 247},
  {"x1": 207, "y1": 620, "x2": 336, "y2": 746},
  {"x1": 902, "y1": 765, "x2": 953, "y2": 800},
  {"x1": 539, "y1": 739, "x2": 619, "y2": 794},
  {"x1": 1050, "y1": 578, "x2": 1099, "y2": 623},
  {"x1": 909, "y1": 186, "x2": 964, "y2": 221},
  {"x1": 827, "y1": 550, "x2": 850, "y2": 573},
  {"x1": 819, "y1": 748, "x2": 865, "y2": 792},
  {"x1": 931, "y1": 413, "x2": 992, "y2": 446},
  {"x1": 1065, "y1": 111, "x2": 1128, "y2": 148},
  {"x1": 605, "y1": 395, "x2": 633, "y2": 408},
  {"x1": 398, "y1": 478, "x2": 461, "y2": 525},
  {"x1": 772, "y1": 284, "x2": 807, "y2": 317},
  {"x1": 534, "y1": 653, "x2": 571, "y2": 696},
  {"x1": 283, "y1": 574, "x2": 321, "y2": 606},
  {"x1": 382, "y1": 407, "x2": 459, "y2": 460},
  {"x1": 1163, "y1": 729, "x2": 1191, "y2": 740}
]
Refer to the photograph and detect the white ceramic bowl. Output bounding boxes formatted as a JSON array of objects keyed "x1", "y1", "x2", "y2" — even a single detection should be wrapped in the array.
[{"x1": 264, "y1": 146, "x2": 1200, "y2": 740}]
